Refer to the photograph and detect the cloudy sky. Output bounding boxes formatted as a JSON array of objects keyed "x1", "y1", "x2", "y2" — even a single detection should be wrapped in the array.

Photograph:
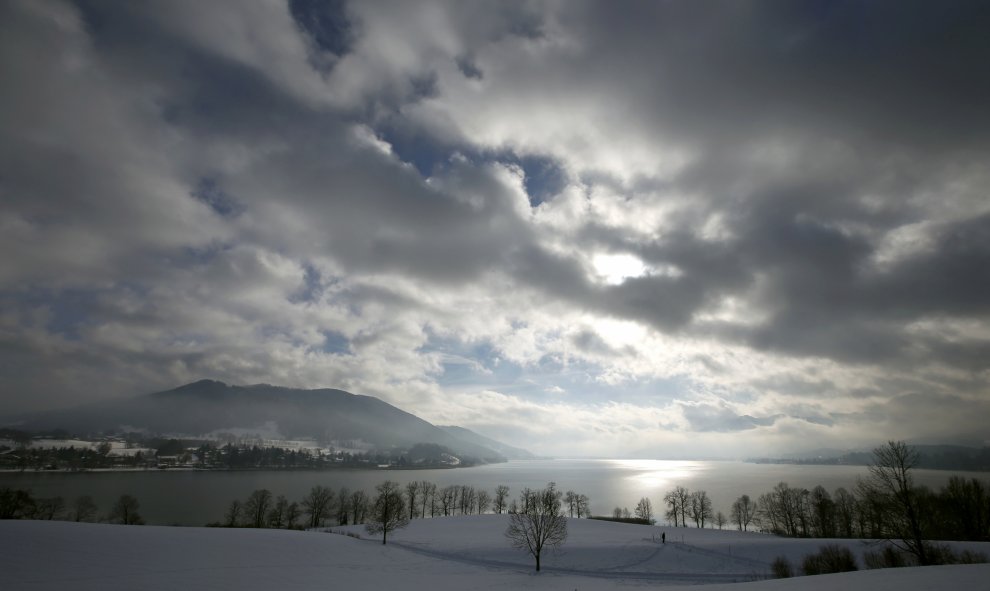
[{"x1": 2, "y1": 0, "x2": 989, "y2": 458}]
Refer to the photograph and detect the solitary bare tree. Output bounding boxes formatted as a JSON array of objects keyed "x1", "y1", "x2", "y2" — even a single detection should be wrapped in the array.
[
  {"x1": 505, "y1": 482, "x2": 567, "y2": 572},
  {"x1": 365, "y1": 480, "x2": 409, "y2": 545}
]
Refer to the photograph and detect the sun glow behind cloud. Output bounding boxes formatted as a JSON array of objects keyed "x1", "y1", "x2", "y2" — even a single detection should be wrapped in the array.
[{"x1": 592, "y1": 253, "x2": 650, "y2": 285}]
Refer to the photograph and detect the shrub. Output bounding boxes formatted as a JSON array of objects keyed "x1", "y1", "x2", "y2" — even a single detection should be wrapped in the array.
[
  {"x1": 957, "y1": 550, "x2": 989, "y2": 564},
  {"x1": 589, "y1": 516, "x2": 654, "y2": 525},
  {"x1": 801, "y1": 544, "x2": 858, "y2": 576},
  {"x1": 923, "y1": 544, "x2": 989, "y2": 566},
  {"x1": 771, "y1": 556, "x2": 793, "y2": 578},
  {"x1": 864, "y1": 546, "x2": 907, "y2": 569}
]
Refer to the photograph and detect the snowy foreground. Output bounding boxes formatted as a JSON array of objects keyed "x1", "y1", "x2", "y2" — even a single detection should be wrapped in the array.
[{"x1": 2, "y1": 516, "x2": 988, "y2": 591}]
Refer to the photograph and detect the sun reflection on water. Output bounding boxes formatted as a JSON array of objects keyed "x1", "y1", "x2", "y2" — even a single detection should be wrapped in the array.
[{"x1": 608, "y1": 459, "x2": 706, "y2": 491}]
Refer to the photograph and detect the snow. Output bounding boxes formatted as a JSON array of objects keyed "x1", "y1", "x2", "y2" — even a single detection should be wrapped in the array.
[{"x1": 2, "y1": 516, "x2": 987, "y2": 590}]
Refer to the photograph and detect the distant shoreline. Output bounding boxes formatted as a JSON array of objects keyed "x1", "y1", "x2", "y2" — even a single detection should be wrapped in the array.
[
  {"x1": 746, "y1": 458, "x2": 990, "y2": 473},
  {"x1": 0, "y1": 463, "x2": 481, "y2": 475}
]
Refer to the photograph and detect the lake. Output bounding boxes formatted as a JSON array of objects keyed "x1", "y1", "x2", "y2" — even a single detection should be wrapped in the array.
[{"x1": 1, "y1": 459, "x2": 984, "y2": 526}]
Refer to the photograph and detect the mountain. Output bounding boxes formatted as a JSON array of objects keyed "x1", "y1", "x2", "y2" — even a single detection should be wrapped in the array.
[
  {"x1": 7, "y1": 380, "x2": 526, "y2": 463},
  {"x1": 438, "y1": 425, "x2": 536, "y2": 459}
]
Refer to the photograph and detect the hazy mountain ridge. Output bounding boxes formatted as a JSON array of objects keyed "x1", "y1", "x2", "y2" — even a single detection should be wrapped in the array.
[
  {"x1": 6, "y1": 380, "x2": 529, "y2": 463},
  {"x1": 438, "y1": 425, "x2": 536, "y2": 460},
  {"x1": 749, "y1": 444, "x2": 990, "y2": 472}
]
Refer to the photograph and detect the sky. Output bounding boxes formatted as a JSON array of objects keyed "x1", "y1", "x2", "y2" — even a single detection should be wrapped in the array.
[{"x1": 1, "y1": 0, "x2": 989, "y2": 459}]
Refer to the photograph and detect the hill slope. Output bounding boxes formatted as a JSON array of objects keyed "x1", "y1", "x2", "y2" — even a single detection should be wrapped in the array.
[
  {"x1": 8, "y1": 380, "x2": 522, "y2": 462},
  {"x1": 439, "y1": 425, "x2": 536, "y2": 459},
  {"x1": 2, "y1": 518, "x2": 988, "y2": 591}
]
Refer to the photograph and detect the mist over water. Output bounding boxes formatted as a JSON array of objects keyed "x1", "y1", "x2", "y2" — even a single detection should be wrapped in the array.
[{"x1": 2, "y1": 459, "x2": 982, "y2": 526}]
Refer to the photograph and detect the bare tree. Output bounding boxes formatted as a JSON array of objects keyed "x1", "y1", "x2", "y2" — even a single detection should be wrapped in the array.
[
  {"x1": 110, "y1": 494, "x2": 143, "y2": 525},
  {"x1": 577, "y1": 494, "x2": 590, "y2": 518},
  {"x1": 690, "y1": 490, "x2": 713, "y2": 528},
  {"x1": 224, "y1": 500, "x2": 242, "y2": 527},
  {"x1": 505, "y1": 483, "x2": 567, "y2": 572},
  {"x1": 859, "y1": 441, "x2": 930, "y2": 565},
  {"x1": 565, "y1": 491, "x2": 578, "y2": 517},
  {"x1": 365, "y1": 480, "x2": 409, "y2": 545},
  {"x1": 267, "y1": 495, "x2": 289, "y2": 528},
  {"x1": 476, "y1": 490, "x2": 491, "y2": 514},
  {"x1": 943, "y1": 476, "x2": 990, "y2": 541},
  {"x1": 285, "y1": 501, "x2": 301, "y2": 529},
  {"x1": 664, "y1": 486, "x2": 690, "y2": 527},
  {"x1": 459, "y1": 485, "x2": 476, "y2": 515},
  {"x1": 72, "y1": 495, "x2": 97, "y2": 522},
  {"x1": 336, "y1": 487, "x2": 350, "y2": 525},
  {"x1": 731, "y1": 494, "x2": 757, "y2": 531},
  {"x1": 37, "y1": 496, "x2": 65, "y2": 520},
  {"x1": 715, "y1": 511, "x2": 727, "y2": 530},
  {"x1": 518, "y1": 487, "x2": 534, "y2": 513},
  {"x1": 809, "y1": 485, "x2": 835, "y2": 537},
  {"x1": 350, "y1": 490, "x2": 369, "y2": 524},
  {"x1": 440, "y1": 485, "x2": 457, "y2": 516},
  {"x1": 0, "y1": 488, "x2": 34, "y2": 518},
  {"x1": 244, "y1": 489, "x2": 273, "y2": 528},
  {"x1": 635, "y1": 497, "x2": 654, "y2": 523},
  {"x1": 833, "y1": 488, "x2": 857, "y2": 538},
  {"x1": 419, "y1": 481, "x2": 435, "y2": 518},
  {"x1": 613, "y1": 507, "x2": 623, "y2": 519},
  {"x1": 405, "y1": 481, "x2": 420, "y2": 520},
  {"x1": 494, "y1": 485, "x2": 510, "y2": 514},
  {"x1": 302, "y1": 485, "x2": 335, "y2": 528},
  {"x1": 758, "y1": 483, "x2": 805, "y2": 536}
]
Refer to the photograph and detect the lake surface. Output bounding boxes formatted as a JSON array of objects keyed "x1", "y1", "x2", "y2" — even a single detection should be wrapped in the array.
[{"x1": 1, "y1": 459, "x2": 985, "y2": 526}]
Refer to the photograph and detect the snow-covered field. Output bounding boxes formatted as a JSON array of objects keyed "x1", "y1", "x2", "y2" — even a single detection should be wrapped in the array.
[{"x1": 2, "y1": 516, "x2": 987, "y2": 590}]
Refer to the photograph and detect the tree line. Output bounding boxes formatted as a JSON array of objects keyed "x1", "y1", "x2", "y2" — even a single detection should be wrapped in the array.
[
  {"x1": 0, "y1": 488, "x2": 144, "y2": 525},
  {"x1": 0, "y1": 440, "x2": 478, "y2": 472},
  {"x1": 635, "y1": 442, "x2": 989, "y2": 566},
  {"x1": 217, "y1": 480, "x2": 590, "y2": 529}
]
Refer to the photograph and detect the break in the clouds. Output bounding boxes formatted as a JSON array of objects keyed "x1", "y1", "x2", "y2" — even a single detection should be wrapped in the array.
[{"x1": 2, "y1": 0, "x2": 989, "y2": 458}]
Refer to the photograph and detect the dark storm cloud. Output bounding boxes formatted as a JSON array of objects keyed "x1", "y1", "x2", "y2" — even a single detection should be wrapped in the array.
[
  {"x1": 567, "y1": 0, "x2": 990, "y2": 149},
  {"x1": 702, "y1": 204, "x2": 990, "y2": 366}
]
